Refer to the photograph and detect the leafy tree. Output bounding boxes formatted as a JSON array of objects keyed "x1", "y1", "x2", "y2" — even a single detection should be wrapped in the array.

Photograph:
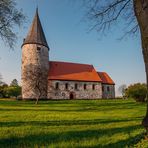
[
  {"x1": 0, "y1": 0, "x2": 25, "y2": 49},
  {"x1": 0, "y1": 74, "x2": 8, "y2": 98},
  {"x1": 0, "y1": 83, "x2": 8, "y2": 98},
  {"x1": 4, "y1": 86, "x2": 21, "y2": 98},
  {"x1": 10, "y1": 79, "x2": 18, "y2": 86},
  {"x1": 0, "y1": 77, "x2": 21, "y2": 98},
  {"x1": 83, "y1": 0, "x2": 148, "y2": 134},
  {"x1": 125, "y1": 83, "x2": 147, "y2": 102}
]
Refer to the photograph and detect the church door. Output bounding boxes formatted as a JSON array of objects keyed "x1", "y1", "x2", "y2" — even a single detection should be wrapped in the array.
[{"x1": 70, "y1": 92, "x2": 75, "y2": 99}]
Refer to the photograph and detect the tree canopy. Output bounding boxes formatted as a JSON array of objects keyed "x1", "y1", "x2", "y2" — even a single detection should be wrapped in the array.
[
  {"x1": 0, "y1": 78, "x2": 21, "y2": 98},
  {"x1": 125, "y1": 83, "x2": 147, "y2": 102},
  {"x1": 4, "y1": 86, "x2": 21, "y2": 98},
  {"x1": 10, "y1": 79, "x2": 18, "y2": 87}
]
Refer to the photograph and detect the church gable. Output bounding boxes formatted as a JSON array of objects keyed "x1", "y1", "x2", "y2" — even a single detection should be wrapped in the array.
[{"x1": 97, "y1": 72, "x2": 115, "y2": 85}]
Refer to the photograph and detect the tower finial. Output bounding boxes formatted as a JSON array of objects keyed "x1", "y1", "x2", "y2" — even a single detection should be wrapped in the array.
[{"x1": 36, "y1": 6, "x2": 38, "y2": 15}]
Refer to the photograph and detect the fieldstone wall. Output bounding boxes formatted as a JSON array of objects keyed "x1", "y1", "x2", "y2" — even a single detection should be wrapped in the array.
[
  {"x1": 21, "y1": 44, "x2": 115, "y2": 100},
  {"x1": 47, "y1": 80, "x2": 102, "y2": 99},
  {"x1": 21, "y1": 44, "x2": 49, "y2": 99},
  {"x1": 102, "y1": 84, "x2": 115, "y2": 98}
]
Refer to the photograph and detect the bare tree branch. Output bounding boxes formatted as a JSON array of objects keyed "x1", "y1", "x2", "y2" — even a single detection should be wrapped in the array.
[
  {"x1": 84, "y1": 0, "x2": 138, "y2": 37},
  {"x1": 83, "y1": 0, "x2": 148, "y2": 134},
  {"x1": 0, "y1": 0, "x2": 26, "y2": 49}
]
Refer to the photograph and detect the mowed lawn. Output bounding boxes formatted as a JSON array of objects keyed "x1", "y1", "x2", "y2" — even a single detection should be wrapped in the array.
[{"x1": 0, "y1": 99, "x2": 147, "y2": 148}]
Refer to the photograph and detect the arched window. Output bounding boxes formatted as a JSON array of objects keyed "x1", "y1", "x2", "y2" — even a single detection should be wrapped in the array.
[
  {"x1": 84, "y1": 84, "x2": 87, "y2": 90},
  {"x1": 65, "y1": 83, "x2": 68, "y2": 90},
  {"x1": 55, "y1": 82, "x2": 59, "y2": 90},
  {"x1": 75, "y1": 83, "x2": 78, "y2": 90},
  {"x1": 92, "y1": 84, "x2": 95, "y2": 90}
]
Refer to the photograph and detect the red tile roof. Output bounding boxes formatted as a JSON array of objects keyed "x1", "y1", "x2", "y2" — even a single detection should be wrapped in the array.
[
  {"x1": 48, "y1": 61, "x2": 102, "y2": 82},
  {"x1": 97, "y1": 72, "x2": 115, "y2": 85}
]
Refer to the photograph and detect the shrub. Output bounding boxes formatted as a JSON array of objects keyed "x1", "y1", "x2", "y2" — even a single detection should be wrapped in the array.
[
  {"x1": 0, "y1": 83, "x2": 8, "y2": 98},
  {"x1": 125, "y1": 83, "x2": 147, "y2": 102},
  {"x1": 4, "y1": 86, "x2": 21, "y2": 98}
]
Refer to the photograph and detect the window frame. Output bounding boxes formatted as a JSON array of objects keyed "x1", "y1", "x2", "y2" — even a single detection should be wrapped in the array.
[
  {"x1": 75, "y1": 83, "x2": 78, "y2": 90},
  {"x1": 55, "y1": 82, "x2": 59, "y2": 90},
  {"x1": 84, "y1": 84, "x2": 87, "y2": 90},
  {"x1": 65, "y1": 83, "x2": 68, "y2": 90},
  {"x1": 102, "y1": 86, "x2": 104, "y2": 92},
  {"x1": 107, "y1": 86, "x2": 110, "y2": 92},
  {"x1": 37, "y1": 46, "x2": 41, "y2": 52},
  {"x1": 92, "y1": 84, "x2": 95, "y2": 90}
]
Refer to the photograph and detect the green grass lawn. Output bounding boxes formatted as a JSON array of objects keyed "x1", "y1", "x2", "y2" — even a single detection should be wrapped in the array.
[{"x1": 0, "y1": 99, "x2": 147, "y2": 148}]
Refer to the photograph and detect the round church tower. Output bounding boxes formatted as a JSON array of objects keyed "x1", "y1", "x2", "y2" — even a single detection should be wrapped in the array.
[{"x1": 21, "y1": 9, "x2": 49, "y2": 99}]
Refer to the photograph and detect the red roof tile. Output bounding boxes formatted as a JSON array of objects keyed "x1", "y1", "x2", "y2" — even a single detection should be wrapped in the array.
[
  {"x1": 48, "y1": 61, "x2": 102, "y2": 82},
  {"x1": 97, "y1": 72, "x2": 115, "y2": 85}
]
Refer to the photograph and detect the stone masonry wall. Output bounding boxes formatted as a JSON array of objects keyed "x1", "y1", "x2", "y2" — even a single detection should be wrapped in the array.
[
  {"x1": 47, "y1": 80, "x2": 102, "y2": 99},
  {"x1": 22, "y1": 44, "x2": 49, "y2": 99},
  {"x1": 102, "y1": 84, "x2": 115, "y2": 98}
]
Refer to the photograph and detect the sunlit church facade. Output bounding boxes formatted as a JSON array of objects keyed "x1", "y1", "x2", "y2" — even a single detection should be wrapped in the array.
[{"x1": 21, "y1": 10, "x2": 115, "y2": 100}]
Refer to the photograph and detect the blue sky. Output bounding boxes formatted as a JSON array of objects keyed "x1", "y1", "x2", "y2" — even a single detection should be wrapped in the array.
[{"x1": 0, "y1": 0, "x2": 146, "y2": 96}]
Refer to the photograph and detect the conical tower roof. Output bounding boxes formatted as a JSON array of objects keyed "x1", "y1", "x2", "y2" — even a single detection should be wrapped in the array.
[{"x1": 22, "y1": 9, "x2": 49, "y2": 49}]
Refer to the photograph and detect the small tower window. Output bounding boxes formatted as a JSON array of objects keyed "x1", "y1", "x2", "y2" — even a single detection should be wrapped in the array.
[
  {"x1": 84, "y1": 84, "x2": 87, "y2": 90},
  {"x1": 65, "y1": 83, "x2": 68, "y2": 90},
  {"x1": 37, "y1": 47, "x2": 41, "y2": 51},
  {"x1": 107, "y1": 86, "x2": 110, "y2": 92},
  {"x1": 75, "y1": 84, "x2": 78, "y2": 90},
  {"x1": 92, "y1": 84, "x2": 95, "y2": 90},
  {"x1": 55, "y1": 82, "x2": 59, "y2": 90}
]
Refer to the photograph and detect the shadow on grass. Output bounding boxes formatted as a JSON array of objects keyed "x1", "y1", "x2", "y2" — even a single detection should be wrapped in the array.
[
  {"x1": 0, "y1": 117, "x2": 142, "y2": 128},
  {"x1": 0, "y1": 100, "x2": 145, "y2": 147},
  {"x1": 0, "y1": 124, "x2": 144, "y2": 148},
  {"x1": 101, "y1": 133, "x2": 144, "y2": 148}
]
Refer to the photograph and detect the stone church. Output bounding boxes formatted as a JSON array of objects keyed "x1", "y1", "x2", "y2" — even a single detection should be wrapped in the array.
[{"x1": 21, "y1": 10, "x2": 115, "y2": 100}]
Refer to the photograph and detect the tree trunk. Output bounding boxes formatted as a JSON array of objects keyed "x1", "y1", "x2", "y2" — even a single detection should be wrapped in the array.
[
  {"x1": 134, "y1": 0, "x2": 148, "y2": 135},
  {"x1": 35, "y1": 97, "x2": 39, "y2": 104}
]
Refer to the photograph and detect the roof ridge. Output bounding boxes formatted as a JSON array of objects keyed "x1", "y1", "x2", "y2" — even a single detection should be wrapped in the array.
[{"x1": 49, "y1": 61, "x2": 94, "y2": 66}]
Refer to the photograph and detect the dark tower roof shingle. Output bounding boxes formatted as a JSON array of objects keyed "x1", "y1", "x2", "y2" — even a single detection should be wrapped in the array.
[{"x1": 22, "y1": 9, "x2": 49, "y2": 49}]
